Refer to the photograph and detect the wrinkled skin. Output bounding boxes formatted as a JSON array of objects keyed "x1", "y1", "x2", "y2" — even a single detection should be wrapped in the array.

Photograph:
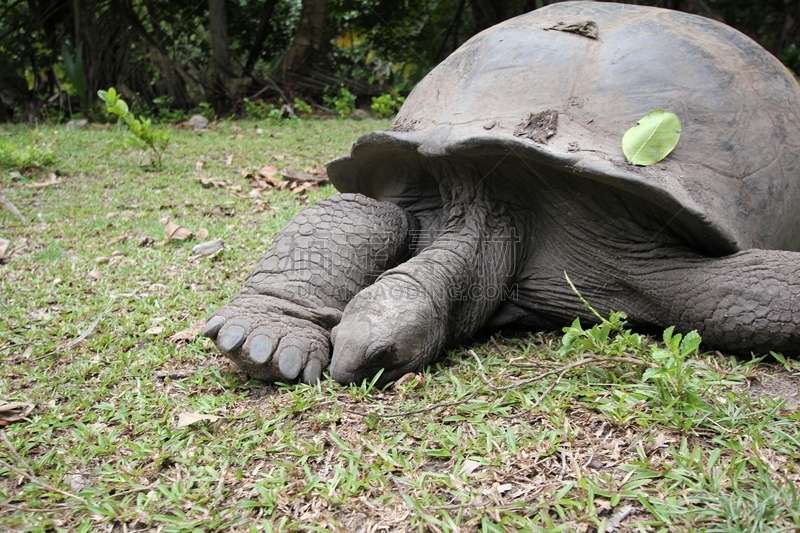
[{"x1": 204, "y1": 172, "x2": 800, "y2": 386}]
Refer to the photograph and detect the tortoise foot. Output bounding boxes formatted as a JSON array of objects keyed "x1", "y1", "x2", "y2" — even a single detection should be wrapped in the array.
[{"x1": 202, "y1": 294, "x2": 333, "y2": 384}]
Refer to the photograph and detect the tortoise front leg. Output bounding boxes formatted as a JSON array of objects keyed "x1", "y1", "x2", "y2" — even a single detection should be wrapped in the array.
[
  {"x1": 202, "y1": 193, "x2": 416, "y2": 383},
  {"x1": 329, "y1": 186, "x2": 521, "y2": 385}
]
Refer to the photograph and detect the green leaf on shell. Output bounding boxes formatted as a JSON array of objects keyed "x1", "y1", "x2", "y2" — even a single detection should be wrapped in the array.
[{"x1": 622, "y1": 109, "x2": 682, "y2": 166}]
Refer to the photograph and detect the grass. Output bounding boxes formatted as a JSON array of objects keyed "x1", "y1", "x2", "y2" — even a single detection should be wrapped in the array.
[{"x1": 1, "y1": 118, "x2": 799, "y2": 532}]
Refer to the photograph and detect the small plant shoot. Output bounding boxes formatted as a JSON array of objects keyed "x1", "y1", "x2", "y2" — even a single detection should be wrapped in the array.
[
  {"x1": 98, "y1": 87, "x2": 170, "y2": 169},
  {"x1": 622, "y1": 109, "x2": 682, "y2": 166}
]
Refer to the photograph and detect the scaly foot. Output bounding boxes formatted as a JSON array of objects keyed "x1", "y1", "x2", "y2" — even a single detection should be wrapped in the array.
[{"x1": 202, "y1": 294, "x2": 340, "y2": 383}]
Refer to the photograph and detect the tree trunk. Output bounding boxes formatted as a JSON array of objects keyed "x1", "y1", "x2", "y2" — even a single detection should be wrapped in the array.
[
  {"x1": 244, "y1": 0, "x2": 278, "y2": 76},
  {"x1": 780, "y1": 2, "x2": 800, "y2": 52},
  {"x1": 280, "y1": 0, "x2": 328, "y2": 77},
  {"x1": 208, "y1": 0, "x2": 232, "y2": 87}
]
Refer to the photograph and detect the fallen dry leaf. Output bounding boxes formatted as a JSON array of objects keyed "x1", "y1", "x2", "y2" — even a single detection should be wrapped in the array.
[
  {"x1": 1, "y1": 238, "x2": 29, "y2": 263},
  {"x1": 69, "y1": 473, "x2": 90, "y2": 492},
  {"x1": 230, "y1": 124, "x2": 242, "y2": 132},
  {"x1": 223, "y1": 154, "x2": 233, "y2": 165},
  {"x1": 204, "y1": 205, "x2": 235, "y2": 217},
  {"x1": 279, "y1": 166, "x2": 330, "y2": 194},
  {"x1": 273, "y1": 154, "x2": 285, "y2": 161},
  {"x1": 395, "y1": 372, "x2": 423, "y2": 390},
  {"x1": 145, "y1": 326, "x2": 164, "y2": 335},
  {"x1": 256, "y1": 165, "x2": 282, "y2": 187},
  {"x1": 23, "y1": 173, "x2": 61, "y2": 189},
  {"x1": 606, "y1": 505, "x2": 637, "y2": 532},
  {"x1": 234, "y1": 134, "x2": 245, "y2": 140},
  {"x1": 198, "y1": 177, "x2": 241, "y2": 193},
  {"x1": 168, "y1": 320, "x2": 206, "y2": 343},
  {"x1": 163, "y1": 219, "x2": 192, "y2": 241},
  {"x1": 194, "y1": 228, "x2": 209, "y2": 240},
  {"x1": 305, "y1": 165, "x2": 324, "y2": 175},
  {"x1": 176, "y1": 412, "x2": 222, "y2": 428},
  {"x1": 107, "y1": 234, "x2": 129, "y2": 245},
  {"x1": 460, "y1": 459, "x2": 482, "y2": 477},
  {"x1": 259, "y1": 165, "x2": 278, "y2": 179},
  {"x1": 113, "y1": 258, "x2": 135, "y2": 267},
  {"x1": 289, "y1": 181, "x2": 317, "y2": 194},
  {"x1": 0, "y1": 401, "x2": 35, "y2": 427},
  {"x1": 195, "y1": 160, "x2": 204, "y2": 171},
  {"x1": 246, "y1": 165, "x2": 285, "y2": 191},
  {"x1": 545, "y1": 20, "x2": 599, "y2": 39}
]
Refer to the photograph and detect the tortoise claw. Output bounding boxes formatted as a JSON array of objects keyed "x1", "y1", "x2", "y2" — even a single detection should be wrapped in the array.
[
  {"x1": 278, "y1": 343, "x2": 303, "y2": 380},
  {"x1": 302, "y1": 359, "x2": 323, "y2": 384},
  {"x1": 217, "y1": 325, "x2": 245, "y2": 353},
  {"x1": 248, "y1": 334, "x2": 275, "y2": 364},
  {"x1": 201, "y1": 315, "x2": 226, "y2": 338}
]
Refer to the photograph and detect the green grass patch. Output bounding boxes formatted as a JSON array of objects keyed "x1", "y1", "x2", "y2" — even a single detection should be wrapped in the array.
[{"x1": 1, "y1": 118, "x2": 799, "y2": 532}]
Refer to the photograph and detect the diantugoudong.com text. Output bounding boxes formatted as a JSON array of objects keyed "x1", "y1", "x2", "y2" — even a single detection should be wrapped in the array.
[{"x1": 282, "y1": 279, "x2": 520, "y2": 302}]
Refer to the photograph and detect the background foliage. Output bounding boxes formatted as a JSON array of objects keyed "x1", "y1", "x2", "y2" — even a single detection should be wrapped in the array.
[{"x1": 1, "y1": 0, "x2": 799, "y2": 122}]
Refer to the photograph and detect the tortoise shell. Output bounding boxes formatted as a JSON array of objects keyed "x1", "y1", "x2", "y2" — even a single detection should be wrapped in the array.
[{"x1": 328, "y1": 1, "x2": 800, "y2": 255}]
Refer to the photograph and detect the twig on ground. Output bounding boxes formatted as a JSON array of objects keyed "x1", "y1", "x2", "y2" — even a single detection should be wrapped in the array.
[
  {"x1": 0, "y1": 459, "x2": 87, "y2": 504},
  {"x1": 388, "y1": 475, "x2": 414, "y2": 511},
  {"x1": 469, "y1": 349, "x2": 488, "y2": 382},
  {"x1": 350, "y1": 355, "x2": 650, "y2": 419},
  {"x1": 215, "y1": 464, "x2": 227, "y2": 493},
  {"x1": 490, "y1": 335, "x2": 505, "y2": 354},
  {"x1": 427, "y1": 498, "x2": 492, "y2": 511},
  {"x1": 491, "y1": 356, "x2": 652, "y2": 392},
  {"x1": 33, "y1": 305, "x2": 112, "y2": 361},
  {"x1": 110, "y1": 482, "x2": 159, "y2": 498},
  {"x1": 0, "y1": 429, "x2": 34, "y2": 478},
  {"x1": 0, "y1": 501, "x2": 76, "y2": 513},
  {"x1": 501, "y1": 371, "x2": 564, "y2": 417},
  {"x1": 0, "y1": 193, "x2": 26, "y2": 224},
  {"x1": 341, "y1": 391, "x2": 478, "y2": 419},
  {"x1": 152, "y1": 370, "x2": 194, "y2": 380}
]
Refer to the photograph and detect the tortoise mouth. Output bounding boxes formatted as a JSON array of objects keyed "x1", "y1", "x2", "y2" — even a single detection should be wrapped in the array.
[{"x1": 327, "y1": 130, "x2": 741, "y2": 257}]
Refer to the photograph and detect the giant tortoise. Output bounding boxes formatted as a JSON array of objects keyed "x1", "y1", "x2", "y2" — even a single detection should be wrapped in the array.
[{"x1": 202, "y1": 1, "x2": 800, "y2": 385}]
